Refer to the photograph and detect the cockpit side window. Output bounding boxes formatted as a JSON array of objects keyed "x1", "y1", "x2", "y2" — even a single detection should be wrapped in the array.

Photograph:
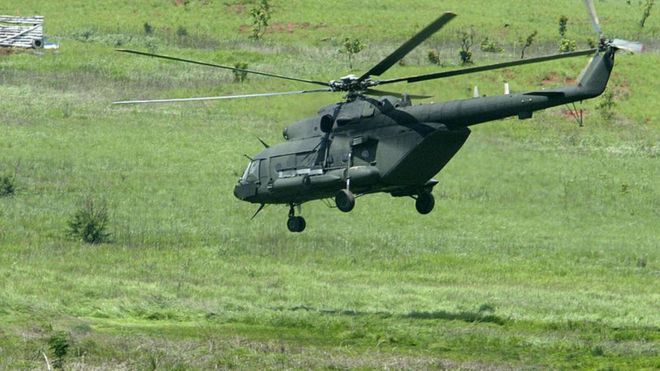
[{"x1": 241, "y1": 160, "x2": 260, "y2": 182}]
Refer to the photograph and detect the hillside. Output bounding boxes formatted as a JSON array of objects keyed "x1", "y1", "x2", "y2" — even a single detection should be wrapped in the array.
[{"x1": 1, "y1": 1, "x2": 658, "y2": 369}]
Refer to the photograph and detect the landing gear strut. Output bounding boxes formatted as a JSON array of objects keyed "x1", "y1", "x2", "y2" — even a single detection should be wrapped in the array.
[
  {"x1": 286, "y1": 204, "x2": 306, "y2": 233},
  {"x1": 415, "y1": 192, "x2": 435, "y2": 214}
]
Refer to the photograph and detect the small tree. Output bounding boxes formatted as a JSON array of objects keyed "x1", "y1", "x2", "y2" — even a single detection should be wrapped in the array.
[
  {"x1": 458, "y1": 27, "x2": 475, "y2": 65},
  {"x1": 249, "y1": 0, "x2": 271, "y2": 40},
  {"x1": 559, "y1": 15, "x2": 568, "y2": 38},
  {"x1": 67, "y1": 197, "x2": 111, "y2": 244},
  {"x1": 48, "y1": 332, "x2": 70, "y2": 369},
  {"x1": 520, "y1": 30, "x2": 538, "y2": 59},
  {"x1": 640, "y1": 0, "x2": 655, "y2": 29},
  {"x1": 480, "y1": 37, "x2": 503, "y2": 53},
  {"x1": 233, "y1": 62, "x2": 249, "y2": 83},
  {"x1": 339, "y1": 37, "x2": 365, "y2": 70},
  {"x1": 559, "y1": 38, "x2": 577, "y2": 52},
  {"x1": 0, "y1": 175, "x2": 14, "y2": 197},
  {"x1": 427, "y1": 49, "x2": 441, "y2": 65},
  {"x1": 143, "y1": 22, "x2": 154, "y2": 35},
  {"x1": 558, "y1": 15, "x2": 576, "y2": 52},
  {"x1": 596, "y1": 90, "x2": 616, "y2": 121}
]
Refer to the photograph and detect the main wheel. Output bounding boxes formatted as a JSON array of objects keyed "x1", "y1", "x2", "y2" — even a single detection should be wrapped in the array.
[
  {"x1": 286, "y1": 216, "x2": 306, "y2": 232},
  {"x1": 335, "y1": 189, "x2": 355, "y2": 212},
  {"x1": 415, "y1": 192, "x2": 435, "y2": 214}
]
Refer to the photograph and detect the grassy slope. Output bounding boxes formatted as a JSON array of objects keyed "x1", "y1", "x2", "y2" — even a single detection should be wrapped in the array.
[{"x1": 1, "y1": 0, "x2": 659, "y2": 369}]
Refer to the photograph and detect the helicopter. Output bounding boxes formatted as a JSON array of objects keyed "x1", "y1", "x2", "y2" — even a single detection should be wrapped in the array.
[{"x1": 114, "y1": 1, "x2": 642, "y2": 232}]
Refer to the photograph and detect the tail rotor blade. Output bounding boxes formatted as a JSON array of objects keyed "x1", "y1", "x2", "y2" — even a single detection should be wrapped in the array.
[
  {"x1": 584, "y1": 0, "x2": 603, "y2": 36},
  {"x1": 611, "y1": 39, "x2": 644, "y2": 53}
]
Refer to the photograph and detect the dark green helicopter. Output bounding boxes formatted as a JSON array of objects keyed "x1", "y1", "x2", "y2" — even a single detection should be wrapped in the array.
[{"x1": 115, "y1": 1, "x2": 642, "y2": 232}]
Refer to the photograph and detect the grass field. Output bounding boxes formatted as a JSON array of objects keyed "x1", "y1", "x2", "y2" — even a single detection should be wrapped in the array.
[{"x1": 1, "y1": 0, "x2": 659, "y2": 369}]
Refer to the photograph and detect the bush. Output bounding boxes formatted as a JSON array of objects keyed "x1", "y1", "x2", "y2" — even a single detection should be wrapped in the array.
[
  {"x1": 427, "y1": 50, "x2": 440, "y2": 65},
  {"x1": 339, "y1": 37, "x2": 366, "y2": 69},
  {"x1": 480, "y1": 37, "x2": 503, "y2": 53},
  {"x1": 457, "y1": 27, "x2": 475, "y2": 65},
  {"x1": 143, "y1": 22, "x2": 154, "y2": 35},
  {"x1": 250, "y1": 0, "x2": 272, "y2": 40},
  {"x1": 67, "y1": 197, "x2": 111, "y2": 244},
  {"x1": 0, "y1": 176, "x2": 14, "y2": 197},
  {"x1": 48, "y1": 331, "x2": 71, "y2": 369},
  {"x1": 559, "y1": 38, "x2": 577, "y2": 52},
  {"x1": 596, "y1": 90, "x2": 616, "y2": 121},
  {"x1": 176, "y1": 25, "x2": 188, "y2": 38},
  {"x1": 233, "y1": 62, "x2": 249, "y2": 83}
]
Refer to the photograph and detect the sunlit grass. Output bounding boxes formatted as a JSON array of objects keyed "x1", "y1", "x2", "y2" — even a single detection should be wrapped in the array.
[{"x1": 0, "y1": 0, "x2": 658, "y2": 368}]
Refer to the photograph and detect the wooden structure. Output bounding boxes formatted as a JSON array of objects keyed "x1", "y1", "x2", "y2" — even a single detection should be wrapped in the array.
[{"x1": 0, "y1": 15, "x2": 44, "y2": 48}]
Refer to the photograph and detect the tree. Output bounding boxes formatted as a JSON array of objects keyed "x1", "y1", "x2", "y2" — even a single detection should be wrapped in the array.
[
  {"x1": 558, "y1": 16, "x2": 576, "y2": 52},
  {"x1": 520, "y1": 30, "x2": 538, "y2": 59},
  {"x1": 640, "y1": 0, "x2": 655, "y2": 29},
  {"x1": 339, "y1": 37, "x2": 365, "y2": 70},
  {"x1": 249, "y1": 0, "x2": 271, "y2": 40},
  {"x1": 458, "y1": 27, "x2": 475, "y2": 65}
]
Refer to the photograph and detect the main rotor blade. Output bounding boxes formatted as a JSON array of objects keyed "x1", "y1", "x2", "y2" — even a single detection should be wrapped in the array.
[
  {"x1": 116, "y1": 49, "x2": 330, "y2": 87},
  {"x1": 377, "y1": 49, "x2": 597, "y2": 86},
  {"x1": 358, "y1": 12, "x2": 456, "y2": 81},
  {"x1": 584, "y1": 0, "x2": 603, "y2": 36},
  {"x1": 113, "y1": 88, "x2": 333, "y2": 105},
  {"x1": 365, "y1": 89, "x2": 432, "y2": 99}
]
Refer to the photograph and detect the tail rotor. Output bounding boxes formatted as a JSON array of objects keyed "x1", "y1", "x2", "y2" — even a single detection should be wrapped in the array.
[{"x1": 584, "y1": 0, "x2": 644, "y2": 53}]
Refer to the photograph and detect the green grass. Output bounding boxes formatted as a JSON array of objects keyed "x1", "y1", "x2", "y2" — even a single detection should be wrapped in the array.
[{"x1": 1, "y1": 0, "x2": 659, "y2": 369}]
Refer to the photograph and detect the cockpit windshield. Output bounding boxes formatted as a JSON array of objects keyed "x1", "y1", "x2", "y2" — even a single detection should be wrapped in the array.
[{"x1": 240, "y1": 160, "x2": 260, "y2": 182}]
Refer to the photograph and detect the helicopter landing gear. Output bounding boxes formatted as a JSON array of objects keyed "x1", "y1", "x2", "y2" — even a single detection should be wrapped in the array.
[
  {"x1": 335, "y1": 189, "x2": 355, "y2": 212},
  {"x1": 415, "y1": 191, "x2": 435, "y2": 215},
  {"x1": 287, "y1": 204, "x2": 306, "y2": 233}
]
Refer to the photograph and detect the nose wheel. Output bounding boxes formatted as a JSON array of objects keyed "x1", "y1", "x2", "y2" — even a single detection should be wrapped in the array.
[{"x1": 287, "y1": 204, "x2": 306, "y2": 233}]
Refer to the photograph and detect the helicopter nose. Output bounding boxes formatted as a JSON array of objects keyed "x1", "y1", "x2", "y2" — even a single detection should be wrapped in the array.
[{"x1": 234, "y1": 182, "x2": 258, "y2": 202}]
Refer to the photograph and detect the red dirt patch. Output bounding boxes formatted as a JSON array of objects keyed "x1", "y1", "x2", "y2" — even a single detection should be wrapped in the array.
[
  {"x1": 0, "y1": 47, "x2": 17, "y2": 56},
  {"x1": 541, "y1": 72, "x2": 560, "y2": 85},
  {"x1": 226, "y1": 3, "x2": 246, "y2": 14}
]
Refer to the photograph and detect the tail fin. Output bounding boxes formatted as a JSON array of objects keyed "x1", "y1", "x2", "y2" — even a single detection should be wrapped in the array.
[{"x1": 576, "y1": 47, "x2": 615, "y2": 98}]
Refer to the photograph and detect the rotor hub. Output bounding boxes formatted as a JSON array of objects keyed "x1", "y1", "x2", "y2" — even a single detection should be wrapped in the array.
[{"x1": 329, "y1": 74, "x2": 377, "y2": 93}]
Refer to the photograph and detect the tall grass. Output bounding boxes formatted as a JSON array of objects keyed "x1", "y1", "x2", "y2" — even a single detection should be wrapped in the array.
[{"x1": 0, "y1": 0, "x2": 658, "y2": 368}]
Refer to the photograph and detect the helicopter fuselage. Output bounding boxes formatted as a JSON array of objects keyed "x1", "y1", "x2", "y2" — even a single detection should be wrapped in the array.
[{"x1": 234, "y1": 48, "x2": 615, "y2": 208}]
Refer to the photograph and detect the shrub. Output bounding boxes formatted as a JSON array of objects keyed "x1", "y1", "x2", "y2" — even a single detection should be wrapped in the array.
[
  {"x1": 427, "y1": 49, "x2": 440, "y2": 65},
  {"x1": 559, "y1": 38, "x2": 577, "y2": 52},
  {"x1": 519, "y1": 30, "x2": 538, "y2": 59},
  {"x1": 480, "y1": 37, "x2": 503, "y2": 53},
  {"x1": 596, "y1": 90, "x2": 616, "y2": 121},
  {"x1": 457, "y1": 27, "x2": 475, "y2": 65},
  {"x1": 67, "y1": 197, "x2": 111, "y2": 244},
  {"x1": 233, "y1": 62, "x2": 249, "y2": 82},
  {"x1": 143, "y1": 22, "x2": 154, "y2": 35},
  {"x1": 558, "y1": 15, "x2": 568, "y2": 38},
  {"x1": 249, "y1": 0, "x2": 272, "y2": 40},
  {"x1": 557, "y1": 15, "x2": 576, "y2": 53},
  {"x1": 0, "y1": 175, "x2": 14, "y2": 197},
  {"x1": 176, "y1": 25, "x2": 188, "y2": 38},
  {"x1": 640, "y1": 0, "x2": 655, "y2": 29},
  {"x1": 48, "y1": 331, "x2": 71, "y2": 369},
  {"x1": 339, "y1": 37, "x2": 366, "y2": 69}
]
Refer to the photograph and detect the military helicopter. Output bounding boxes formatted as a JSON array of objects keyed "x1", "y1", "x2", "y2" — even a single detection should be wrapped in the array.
[{"x1": 115, "y1": 1, "x2": 642, "y2": 232}]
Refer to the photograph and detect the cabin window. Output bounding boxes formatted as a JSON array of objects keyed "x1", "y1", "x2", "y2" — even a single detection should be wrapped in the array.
[{"x1": 241, "y1": 160, "x2": 260, "y2": 182}]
